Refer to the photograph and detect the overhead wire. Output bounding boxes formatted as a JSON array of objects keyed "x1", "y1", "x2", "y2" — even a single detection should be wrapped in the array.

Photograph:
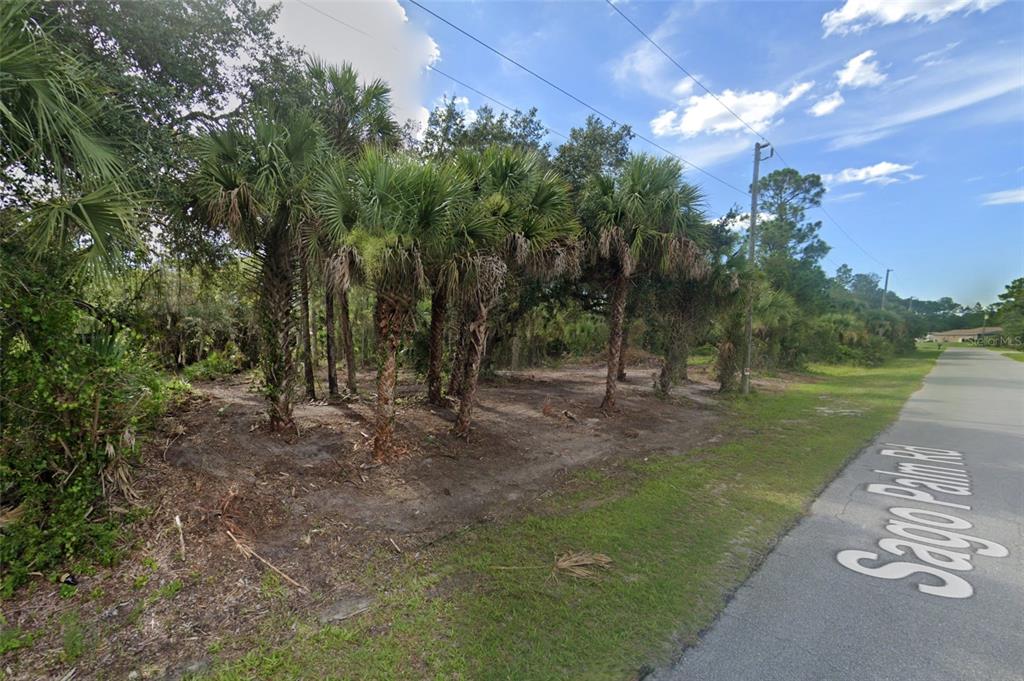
[
  {"x1": 294, "y1": 0, "x2": 568, "y2": 140},
  {"x1": 604, "y1": 0, "x2": 890, "y2": 269},
  {"x1": 404, "y1": 0, "x2": 749, "y2": 196}
]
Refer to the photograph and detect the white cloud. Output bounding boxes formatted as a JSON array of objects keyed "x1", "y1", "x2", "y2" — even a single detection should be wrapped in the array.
[
  {"x1": 829, "y1": 191, "x2": 866, "y2": 202},
  {"x1": 981, "y1": 187, "x2": 1024, "y2": 205},
  {"x1": 822, "y1": 0, "x2": 1005, "y2": 36},
  {"x1": 268, "y1": 0, "x2": 439, "y2": 128},
  {"x1": 672, "y1": 79, "x2": 697, "y2": 99},
  {"x1": 610, "y1": 6, "x2": 710, "y2": 103},
  {"x1": 612, "y1": 9, "x2": 686, "y2": 101},
  {"x1": 823, "y1": 56, "x2": 1023, "y2": 149},
  {"x1": 809, "y1": 91, "x2": 845, "y2": 117},
  {"x1": 828, "y1": 128, "x2": 897, "y2": 150},
  {"x1": 823, "y1": 161, "x2": 918, "y2": 186},
  {"x1": 651, "y1": 110, "x2": 679, "y2": 136},
  {"x1": 915, "y1": 41, "x2": 962, "y2": 66},
  {"x1": 614, "y1": 41, "x2": 670, "y2": 99},
  {"x1": 652, "y1": 81, "x2": 814, "y2": 137},
  {"x1": 836, "y1": 50, "x2": 887, "y2": 88}
]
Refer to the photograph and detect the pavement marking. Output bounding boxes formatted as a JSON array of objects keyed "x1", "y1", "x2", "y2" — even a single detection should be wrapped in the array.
[{"x1": 836, "y1": 442, "x2": 1009, "y2": 599}]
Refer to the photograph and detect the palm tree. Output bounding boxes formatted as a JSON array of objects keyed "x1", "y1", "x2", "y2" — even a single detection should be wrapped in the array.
[
  {"x1": 450, "y1": 148, "x2": 580, "y2": 437},
  {"x1": 193, "y1": 111, "x2": 321, "y2": 429},
  {"x1": 581, "y1": 154, "x2": 706, "y2": 411},
  {"x1": 307, "y1": 59, "x2": 400, "y2": 397},
  {"x1": 320, "y1": 151, "x2": 467, "y2": 459},
  {"x1": 1, "y1": 0, "x2": 136, "y2": 270},
  {"x1": 650, "y1": 259, "x2": 733, "y2": 395},
  {"x1": 420, "y1": 151, "x2": 498, "y2": 407}
]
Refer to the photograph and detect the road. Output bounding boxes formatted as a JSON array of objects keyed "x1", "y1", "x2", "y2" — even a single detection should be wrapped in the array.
[{"x1": 654, "y1": 347, "x2": 1024, "y2": 681}]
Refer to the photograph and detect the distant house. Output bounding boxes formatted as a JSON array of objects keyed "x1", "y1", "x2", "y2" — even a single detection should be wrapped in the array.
[{"x1": 925, "y1": 327, "x2": 1003, "y2": 343}]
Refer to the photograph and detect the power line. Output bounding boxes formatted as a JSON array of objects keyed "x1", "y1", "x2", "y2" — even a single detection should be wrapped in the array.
[
  {"x1": 405, "y1": 0, "x2": 748, "y2": 196},
  {"x1": 301, "y1": 0, "x2": 887, "y2": 271},
  {"x1": 603, "y1": 1, "x2": 889, "y2": 269},
  {"x1": 294, "y1": 0, "x2": 567, "y2": 140},
  {"x1": 819, "y1": 204, "x2": 887, "y2": 269},
  {"x1": 604, "y1": 0, "x2": 769, "y2": 144}
]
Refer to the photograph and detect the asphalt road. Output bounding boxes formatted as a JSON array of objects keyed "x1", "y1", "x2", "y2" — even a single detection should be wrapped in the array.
[{"x1": 654, "y1": 347, "x2": 1024, "y2": 681}]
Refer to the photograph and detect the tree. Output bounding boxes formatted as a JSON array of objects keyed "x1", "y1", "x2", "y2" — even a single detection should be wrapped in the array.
[
  {"x1": 421, "y1": 100, "x2": 551, "y2": 160},
  {"x1": 192, "y1": 111, "x2": 322, "y2": 429},
  {"x1": 994, "y1": 277, "x2": 1024, "y2": 339},
  {"x1": 0, "y1": 0, "x2": 153, "y2": 590},
  {"x1": 450, "y1": 148, "x2": 580, "y2": 436},
  {"x1": 1, "y1": 0, "x2": 137, "y2": 266},
  {"x1": 325, "y1": 152, "x2": 467, "y2": 459},
  {"x1": 650, "y1": 216, "x2": 737, "y2": 394},
  {"x1": 420, "y1": 96, "x2": 469, "y2": 161},
  {"x1": 419, "y1": 150, "x2": 498, "y2": 407},
  {"x1": 754, "y1": 168, "x2": 830, "y2": 311},
  {"x1": 307, "y1": 59, "x2": 401, "y2": 396},
  {"x1": 581, "y1": 154, "x2": 706, "y2": 410},
  {"x1": 832, "y1": 263, "x2": 854, "y2": 290},
  {"x1": 34, "y1": 0, "x2": 296, "y2": 268},
  {"x1": 552, "y1": 115, "x2": 633, "y2": 193}
]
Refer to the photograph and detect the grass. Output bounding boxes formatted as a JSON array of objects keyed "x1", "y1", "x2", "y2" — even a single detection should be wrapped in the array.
[
  {"x1": 60, "y1": 612, "x2": 86, "y2": 663},
  {"x1": 204, "y1": 347, "x2": 942, "y2": 681},
  {"x1": 987, "y1": 346, "x2": 1024, "y2": 363}
]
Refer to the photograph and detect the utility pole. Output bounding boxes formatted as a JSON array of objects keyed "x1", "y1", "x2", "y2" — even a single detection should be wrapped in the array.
[
  {"x1": 880, "y1": 268, "x2": 893, "y2": 310},
  {"x1": 741, "y1": 141, "x2": 772, "y2": 395}
]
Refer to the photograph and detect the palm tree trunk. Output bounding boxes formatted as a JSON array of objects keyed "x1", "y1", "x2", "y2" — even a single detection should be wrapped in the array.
[
  {"x1": 325, "y1": 283, "x2": 338, "y2": 397},
  {"x1": 299, "y1": 257, "x2": 316, "y2": 400},
  {"x1": 657, "y1": 324, "x2": 682, "y2": 396},
  {"x1": 260, "y1": 210, "x2": 296, "y2": 430},
  {"x1": 372, "y1": 298, "x2": 403, "y2": 461},
  {"x1": 601, "y1": 275, "x2": 629, "y2": 411},
  {"x1": 617, "y1": 321, "x2": 629, "y2": 381},
  {"x1": 426, "y1": 286, "x2": 448, "y2": 405},
  {"x1": 454, "y1": 304, "x2": 489, "y2": 438},
  {"x1": 510, "y1": 330, "x2": 522, "y2": 371},
  {"x1": 447, "y1": 304, "x2": 469, "y2": 398},
  {"x1": 338, "y1": 287, "x2": 358, "y2": 394},
  {"x1": 679, "y1": 338, "x2": 690, "y2": 382}
]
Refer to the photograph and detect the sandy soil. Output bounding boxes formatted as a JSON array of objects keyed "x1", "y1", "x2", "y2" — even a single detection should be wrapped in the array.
[{"x1": 2, "y1": 361, "x2": 727, "y2": 680}]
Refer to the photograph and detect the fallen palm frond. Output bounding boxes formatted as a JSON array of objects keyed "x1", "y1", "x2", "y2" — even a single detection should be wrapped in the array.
[
  {"x1": 489, "y1": 551, "x2": 614, "y2": 581},
  {"x1": 552, "y1": 551, "x2": 613, "y2": 579}
]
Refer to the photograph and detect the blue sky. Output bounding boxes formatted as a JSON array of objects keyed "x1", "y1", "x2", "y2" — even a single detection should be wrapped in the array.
[{"x1": 273, "y1": 0, "x2": 1024, "y2": 305}]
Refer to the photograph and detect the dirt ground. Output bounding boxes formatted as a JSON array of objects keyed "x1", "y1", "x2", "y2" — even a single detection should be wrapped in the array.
[{"x1": 2, "y1": 360, "x2": 730, "y2": 680}]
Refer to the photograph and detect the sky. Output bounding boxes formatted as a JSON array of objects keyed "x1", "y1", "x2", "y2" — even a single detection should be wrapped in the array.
[{"x1": 266, "y1": 0, "x2": 1024, "y2": 305}]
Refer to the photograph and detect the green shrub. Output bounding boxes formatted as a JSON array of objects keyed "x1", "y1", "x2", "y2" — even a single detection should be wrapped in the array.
[
  {"x1": 183, "y1": 344, "x2": 243, "y2": 381},
  {"x1": 0, "y1": 247, "x2": 181, "y2": 596}
]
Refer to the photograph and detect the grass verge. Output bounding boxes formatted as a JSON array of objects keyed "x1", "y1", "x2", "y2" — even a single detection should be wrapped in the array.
[
  {"x1": 987, "y1": 347, "x2": 1024, "y2": 363},
  {"x1": 204, "y1": 347, "x2": 942, "y2": 681}
]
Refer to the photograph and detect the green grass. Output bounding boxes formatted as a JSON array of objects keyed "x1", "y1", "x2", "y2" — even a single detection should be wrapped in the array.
[
  {"x1": 204, "y1": 347, "x2": 942, "y2": 681},
  {"x1": 988, "y1": 347, "x2": 1024, "y2": 363},
  {"x1": 60, "y1": 612, "x2": 87, "y2": 663}
]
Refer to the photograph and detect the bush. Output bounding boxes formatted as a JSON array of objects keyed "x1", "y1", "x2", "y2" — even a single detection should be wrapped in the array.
[
  {"x1": 0, "y1": 248, "x2": 183, "y2": 595},
  {"x1": 182, "y1": 344, "x2": 244, "y2": 381}
]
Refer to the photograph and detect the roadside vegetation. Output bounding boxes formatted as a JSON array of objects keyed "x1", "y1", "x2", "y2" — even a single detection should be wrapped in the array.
[{"x1": 1, "y1": 0, "x2": 1017, "y2": 677}]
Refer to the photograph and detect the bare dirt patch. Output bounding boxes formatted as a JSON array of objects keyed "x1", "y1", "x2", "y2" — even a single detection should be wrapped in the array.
[{"x1": 3, "y1": 362, "x2": 728, "y2": 680}]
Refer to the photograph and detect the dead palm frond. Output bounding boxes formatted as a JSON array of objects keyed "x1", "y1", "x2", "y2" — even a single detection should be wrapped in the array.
[{"x1": 552, "y1": 551, "x2": 613, "y2": 579}]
